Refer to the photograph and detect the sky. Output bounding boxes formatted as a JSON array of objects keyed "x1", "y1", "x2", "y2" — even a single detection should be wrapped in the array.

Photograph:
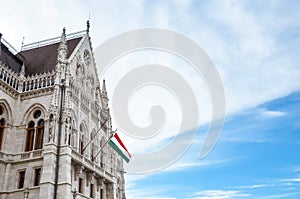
[{"x1": 1, "y1": 0, "x2": 300, "y2": 198}]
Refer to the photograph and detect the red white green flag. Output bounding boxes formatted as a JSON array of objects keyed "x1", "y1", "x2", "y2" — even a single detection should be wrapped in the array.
[{"x1": 109, "y1": 133, "x2": 131, "y2": 163}]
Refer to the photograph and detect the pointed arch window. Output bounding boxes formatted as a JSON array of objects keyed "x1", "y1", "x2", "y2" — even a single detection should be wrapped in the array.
[
  {"x1": 100, "y1": 138, "x2": 105, "y2": 168},
  {"x1": 79, "y1": 123, "x2": 84, "y2": 155},
  {"x1": 0, "y1": 118, "x2": 6, "y2": 150},
  {"x1": 35, "y1": 119, "x2": 44, "y2": 150},
  {"x1": 80, "y1": 135, "x2": 84, "y2": 155},
  {"x1": 0, "y1": 104, "x2": 8, "y2": 151},
  {"x1": 25, "y1": 121, "x2": 35, "y2": 151},
  {"x1": 90, "y1": 130, "x2": 96, "y2": 162},
  {"x1": 25, "y1": 109, "x2": 45, "y2": 152}
]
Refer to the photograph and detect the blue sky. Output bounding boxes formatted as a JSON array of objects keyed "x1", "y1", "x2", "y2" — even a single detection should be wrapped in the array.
[
  {"x1": 126, "y1": 91, "x2": 300, "y2": 199},
  {"x1": 1, "y1": 0, "x2": 300, "y2": 198}
]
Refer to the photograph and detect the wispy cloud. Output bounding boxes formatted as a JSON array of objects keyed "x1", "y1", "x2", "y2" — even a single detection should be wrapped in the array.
[
  {"x1": 233, "y1": 183, "x2": 275, "y2": 190},
  {"x1": 259, "y1": 109, "x2": 286, "y2": 118},
  {"x1": 126, "y1": 185, "x2": 177, "y2": 199},
  {"x1": 291, "y1": 166, "x2": 300, "y2": 172},
  {"x1": 185, "y1": 190, "x2": 250, "y2": 199},
  {"x1": 164, "y1": 158, "x2": 232, "y2": 172},
  {"x1": 280, "y1": 178, "x2": 300, "y2": 183},
  {"x1": 261, "y1": 192, "x2": 300, "y2": 199}
]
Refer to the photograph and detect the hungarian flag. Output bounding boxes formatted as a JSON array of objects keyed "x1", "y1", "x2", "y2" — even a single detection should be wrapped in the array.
[{"x1": 109, "y1": 133, "x2": 131, "y2": 163}]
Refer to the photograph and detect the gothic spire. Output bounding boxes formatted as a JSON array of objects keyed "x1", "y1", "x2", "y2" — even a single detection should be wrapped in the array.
[
  {"x1": 57, "y1": 27, "x2": 68, "y2": 62},
  {"x1": 61, "y1": 27, "x2": 66, "y2": 45},
  {"x1": 86, "y1": 20, "x2": 90, "y2": 34},
  {"x1": 20, "y1": 63, "x2": 25, "y2": 76},
  {"x1": 101, "y1": 79, "x2": 108, "y2": 108},
  {"x1": 102, "y1": 79, "x2": 107, "y2": 95}
]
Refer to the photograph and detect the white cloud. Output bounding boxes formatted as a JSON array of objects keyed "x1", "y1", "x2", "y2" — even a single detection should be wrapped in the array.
[
  {"x1": 164, "y1": 158, "x2": 232, "y2": 172},
  {"x1": 233, "y1": 183, "x2": 275, "y2": 190},
  {"x1": 185, "y1": 190, "x2": 250, "y2": 199},
  {"x1": 281, "y1": 178, "x2": 300, "y2": 183},
  {"x1": 125, "y1": 185, "x2": 177, "y2": 199},
  {"x1": 261, "y1": 192, "x2": 300, "y2": 199},
  {"x1": 259, "y1": 109, "x2": 286, "y2": 118}
]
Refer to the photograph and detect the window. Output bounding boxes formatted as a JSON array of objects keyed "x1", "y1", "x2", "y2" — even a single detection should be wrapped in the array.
[
  {"x1": 68, "y1": 133, "x2": 71, "y2": 145},
  {"x1": 24, "y1": 109, "x2": 45, "y2": 152},
  {"x1": 78, "y1": 178, "x2": 83, "y2": 194},
  {"x1": 33, "y1": 110, "x2": 41, "y2": 119},
  {"x1": 35, "y1": 120, "x2": 44, "y2": 150},
  {"x1": 0, "y1": 104, "x2": 6, "y2": 151},
  {"x1": 100, "y1": 138, "x2": 105, "y2": 168},
  {"x1": 33, "y1": 168, "x2": 41, "y2": 186},
  {"x1": 0, "y1": 118, "x2": 5, "y2": 150},
  {"x1": 25, "y1": 121, "x2": 35, "y2": 151},
  {"x1": 18, "y1": 170, "x2": 26, "y2": 189},
  {"x1": 80, "y1": 137, "x2": 84, "y2": 155},
  {"x1": 79, "y1": 124, "x2": 85, "y2": 155},
  {"x1": 100, "y1": 188, "x2": 103, "y2": 199},
  {"x1": 91, "y1": 143, "x2": 95, "y2": 162},
  {"x1": 90, "y1": 183, "x2": 94, "y2": 198}
]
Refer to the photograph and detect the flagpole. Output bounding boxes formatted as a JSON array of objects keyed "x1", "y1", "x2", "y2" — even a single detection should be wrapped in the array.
[
  {"x1": 81, "y1": 117, "x2": 108, "y2": 153},
  {"x1": 92, "y1": 129, "x2": 116, "y2": 161}
]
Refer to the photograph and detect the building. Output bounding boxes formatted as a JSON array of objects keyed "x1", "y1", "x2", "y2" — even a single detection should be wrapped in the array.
[{"x1": 0, "y1": 23, "x2": 126, "y2": 199}]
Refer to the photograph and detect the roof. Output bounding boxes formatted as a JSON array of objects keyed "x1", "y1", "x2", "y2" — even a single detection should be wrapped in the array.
[
  {"x1": 18, "y1": 37, "x2": 82, "y2": 76},
  {"x1": 0, "y1": 43, "x2": 23, "y2": 73}
]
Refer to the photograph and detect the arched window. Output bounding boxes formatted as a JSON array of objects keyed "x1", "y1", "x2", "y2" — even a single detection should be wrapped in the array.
[
  {"x1": 48, "y1": 114, "x2": 54, "y2": 142},
  {"x1": 0, "y1": 118, "x2": 6, "y2": 150},
  {"x1": 35, "y1": 119, "x2": 44, "y2": 150},
  {"x1": 25, "y1": 109, "x2": 45, "y2": 152},
  {"x1": 69, "y1": 120, "x2": 75, "y2": 147},
  {"x1": 80, "y1": 135, "x2": 84, "y2": 155},
  {"x1": 0, "y1": 104, "x2": 8, "y2": 151},
  {"x1": 25, "y1": 121, "x2": 35, "y2": 151},
  {"x1": 90, "y1": 131, "x2": 95, "y2": 161},
  {"x1": 91, "y1": 143, "x2": 95, "y2": 162},
  {"x1": 79, "y1": 123, "x2": 85, "y2": 155},
  {"x1": 100, "y1": 138, "x2": 105, "y2": 168}
]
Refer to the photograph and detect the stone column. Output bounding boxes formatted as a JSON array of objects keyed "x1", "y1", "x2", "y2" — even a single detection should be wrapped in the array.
[
  {"x1": 38, "y1": 143, "x2": 57, "y2": 199},
  {"x1": 56, "y1": 145, "x2": 72, "y2": 199},
  {"x1": 105, "y1": 182, "x2": 114, "y2": 199},
  {"x1": 1, "y1": 163, "x2": 11, "y2": 199}
]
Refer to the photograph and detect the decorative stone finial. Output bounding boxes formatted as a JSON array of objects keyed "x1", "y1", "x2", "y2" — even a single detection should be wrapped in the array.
[
  {"x1": 61, "y1": 27, "x2": 66, "y2": 44},
  {"x1": 102, "y1": 79, "x2": 107, "y2": 94},
  {"x1": 57, "y1": 27, "x2": 68, "y2": 62},
  {"x1": 101, "y1": 79, "x2": 108, "y2": 108},
  {"x1": 87, "y1": 20, "x2": 90, "y2": 33},
  {"x1": 20, "y1": 63, "x2": 25, "y2": 76}
]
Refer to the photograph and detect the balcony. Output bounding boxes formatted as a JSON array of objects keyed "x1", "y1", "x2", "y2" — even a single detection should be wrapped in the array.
[
  {"x1": 71, "y1": 149, "x2": 115, "y2": 183},
  {"x1": 0, "y1": 149, "x2": 44, "y2": 163}
]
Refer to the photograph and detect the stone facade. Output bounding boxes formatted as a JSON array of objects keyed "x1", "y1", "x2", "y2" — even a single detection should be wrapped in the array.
[{"x1": 0, "y1": 26, "x2": 126, "y2": 199}]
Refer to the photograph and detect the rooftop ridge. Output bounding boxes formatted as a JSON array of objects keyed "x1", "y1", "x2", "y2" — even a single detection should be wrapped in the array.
[
  {"x1": 1, "y1": 37, "x2": 19, "y2": 55},
  {"x1": 22, "y1": 30, "x2": 86, "y2": 51}
]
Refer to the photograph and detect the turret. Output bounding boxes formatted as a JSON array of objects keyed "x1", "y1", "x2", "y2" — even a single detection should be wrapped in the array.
[
  {"x1": 57, "y1": 28, "x2": 68, "y2": 63},
  {"x1": 101, "y1": 79, "x2": 109, "y2": 109}
]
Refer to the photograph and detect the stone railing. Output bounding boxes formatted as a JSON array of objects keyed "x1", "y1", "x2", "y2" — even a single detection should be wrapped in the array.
[
  {"x1": 0, "y1": 62, "x2": 20, "y2": 90},
  {"x1": 71, "y1": 149, "x2": 115, "y2": 183},
  {"x1": 0, "y1": 149, "x2": 44, "y2": 162},
  {"x1": 0, "y1": 63, "x2": 55, "y2": 93},
  {"x1": 22, "y1": 71, "x2": 55, "y2": 92}
]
